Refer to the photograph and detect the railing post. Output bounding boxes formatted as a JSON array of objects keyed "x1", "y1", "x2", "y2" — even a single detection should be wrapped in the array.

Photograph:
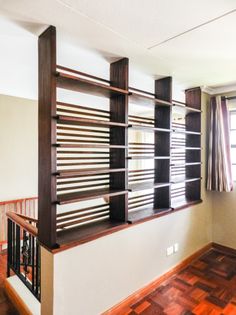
[
  {"x1": 7, "y1": 218, "x2": 12, "y2": 277},
  {"x1": 15, "y1": 224, "x2": 20, "y2": 273}
]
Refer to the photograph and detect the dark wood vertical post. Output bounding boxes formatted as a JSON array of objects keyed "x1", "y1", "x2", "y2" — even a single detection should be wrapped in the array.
[
  {"x1": 185, "y1": 87, "x2": 201, "y2": 202},
  {"x1": 109, "y1": 58, "x2": 129, "y2": 221},
  {"x1": 38, "y1": 26, "x2": 57, "y2": 248},
  {"x1": 154, "y1": 77, "x2": 172, "y2": 209}
]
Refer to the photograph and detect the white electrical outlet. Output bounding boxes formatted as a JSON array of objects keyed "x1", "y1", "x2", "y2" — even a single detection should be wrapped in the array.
[
  {"x1": 174, "y1": 243, "x2": 179, "y2": 253},
  {"x1": 166, "y1": 246, "x2": 174, "y2": 256}
]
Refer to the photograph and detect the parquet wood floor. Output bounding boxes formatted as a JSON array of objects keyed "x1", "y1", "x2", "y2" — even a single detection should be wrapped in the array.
[
  {"x1": 127, "y1": 249, "x2": 236, "y2": 315},
  {"x1": 0, "y1": 253, "x2": 18, "y2": 315},
  {"x1": 2, "y1": 248, "x2": 236, "y2": 315}
]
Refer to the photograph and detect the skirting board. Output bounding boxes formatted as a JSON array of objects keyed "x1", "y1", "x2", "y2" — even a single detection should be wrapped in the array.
[{"x1": 103, "y1": 242, "x2": 213, "y2": 315}]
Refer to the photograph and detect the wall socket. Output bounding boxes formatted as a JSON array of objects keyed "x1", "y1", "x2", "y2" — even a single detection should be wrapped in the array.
[
  {"x1": 166, "y1": 246, "x2": 174, "y2": 256},
  {"x1": 166, "y1": 243, "x2": 179, "y2": 256},
  {"x1": 174, "y1": 243, "x2": 179, "y2": 253}
]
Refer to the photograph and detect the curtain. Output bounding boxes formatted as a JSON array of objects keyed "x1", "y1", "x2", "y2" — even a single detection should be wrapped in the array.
[{"x1": 207, "y1": 95, "x2": 233, "y2": 192}]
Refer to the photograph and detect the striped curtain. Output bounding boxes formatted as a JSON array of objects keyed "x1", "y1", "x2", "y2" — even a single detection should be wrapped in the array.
[{"x1": 207, "y1": 96, "x2": 233, "y2": 192}]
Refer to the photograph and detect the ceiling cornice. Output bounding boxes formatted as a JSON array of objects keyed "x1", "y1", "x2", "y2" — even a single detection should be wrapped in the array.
[{"x1": 201, "y1": 83, "x2": 236, "y2": 95}]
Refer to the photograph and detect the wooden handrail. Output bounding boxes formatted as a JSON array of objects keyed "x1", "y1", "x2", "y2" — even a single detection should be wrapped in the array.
[
  {"x1": 16, "y1": 213, "x2": 38, "y2": 223},
  {"x1": 6, "y1": 212, "x2": 38, "y2": 237}
]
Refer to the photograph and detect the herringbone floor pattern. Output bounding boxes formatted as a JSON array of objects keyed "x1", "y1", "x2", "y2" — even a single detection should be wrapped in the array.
[{"x1": 127, "y1": 249, "x2": 236, "y2": 315}]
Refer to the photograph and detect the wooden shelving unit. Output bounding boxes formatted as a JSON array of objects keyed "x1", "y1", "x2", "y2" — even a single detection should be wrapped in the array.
[
  {"x1": 38, "y1": 26, "x2": 202, "y2": 249},
  {"x1": 38, "y1": 26, "x2": 129, "y2": 249},
  {"x1": 127, "y1": 78, "x2": 172, "y2": 223},
  {"x1": 171, "y1": 88, "x2": 202, "y2": 210}
]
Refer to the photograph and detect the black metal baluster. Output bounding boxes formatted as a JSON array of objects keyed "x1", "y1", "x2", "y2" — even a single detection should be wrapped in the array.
[
  {"x1": 12, "y1": 222, "x2": 16, "y2": 270},
  {"x1": 22, "y1": 230, "x2": 28, "y2": 280},
  {"x1": 7, "y1": 218, "x2": 41, "y2": 301},
  {"x1": 29, "y1": 223, "x2": 32, "y2": 266},
  {"x1": 35, "y1": 240, "x2": 40, "y2": 299},
  {"x1": 32, "y1": 236, "x2": 35, "y2": 294},
  {"x1": 16, "y1": 225, "x2": 20, "y2": 274}
]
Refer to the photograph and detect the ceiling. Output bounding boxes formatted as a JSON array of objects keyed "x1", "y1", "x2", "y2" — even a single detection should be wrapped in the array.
[{"x1": 0, "y1": 0, "x2": 236, "y2": 99}]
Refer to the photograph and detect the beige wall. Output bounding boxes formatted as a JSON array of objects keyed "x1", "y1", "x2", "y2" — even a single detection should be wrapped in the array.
[
  {"x1": 0, "y1": 94, "x2": 38, "y2": 201},
  {"x1": 212, "y1": 91, "x2": 236, "y2": 248},
  {"x1": 41, "y1": 92, "x2": 213, "y2": 315}
]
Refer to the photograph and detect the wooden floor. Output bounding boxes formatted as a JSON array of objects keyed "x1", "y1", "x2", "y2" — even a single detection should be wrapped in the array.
[
  {"x1": 2, "y1": 248, "x2": 236, "y2": 314},
  {"x1": 0, "y1": 253, "x2": 18, "y2": 315},
  {"x1": 127, "y1": 249, "x2": 236, "y2": 315}
]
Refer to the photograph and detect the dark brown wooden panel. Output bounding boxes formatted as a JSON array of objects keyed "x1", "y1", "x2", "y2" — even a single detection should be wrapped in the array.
[
  {"x1": 38, "y1": 26, "x2": 57, "y2": 249},
  {"x1": 128, "y1": 207, "x2": 172, "y2": 223},
  {"x1": 110, "y1": 58, "x2": 129, "y2": 222},
  {"x1": 154, "y1": 77, "x2": 172, "y2": 209},
  {"x1": 185, "y1": 87, "x2": 202, "y2": 204},
  {"x1": 185, "y1": 87, "x2": 201, "y2": 110},
  {"x1": 57, "y1": 220, "x2": 128, "y2": 249},
  {"x1": 186, "y1": 112, "x2": 201, "y2": 132}
]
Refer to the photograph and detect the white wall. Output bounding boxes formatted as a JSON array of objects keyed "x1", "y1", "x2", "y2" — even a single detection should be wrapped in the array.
[
  {"x1": 52, "y1": 204, "x2": 212, "y2": 315},
  {"x1": 0, "y1": 94, "x2": 38, "y2": 200}
]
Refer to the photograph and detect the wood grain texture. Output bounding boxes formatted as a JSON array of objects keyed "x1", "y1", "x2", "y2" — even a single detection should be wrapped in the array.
[
  {"x1": 110, "y1": 58, "x2": 129, "y2": 222},
  {"x1": 104, "y1": 244, "x2": 236, "y2": 315},
  {"x1": 154, "y1": 77, "x2": 172, "y2": 210},
  {"x1": 185, "y1": 87, "x2": 201, "y2": 205},
  {"x1": 6, "y1": 212, "x2": 37, "y2": 237},
  {"x1": 38, "y1": 26, "x2": 57, "y2": 248}
]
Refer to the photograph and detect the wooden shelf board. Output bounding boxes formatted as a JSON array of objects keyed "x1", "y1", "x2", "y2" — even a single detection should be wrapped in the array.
[
  {"x1": 128, "y1": 207, "x2": 172, "y2": 223},
  {"x1": 57, "y1": 188, "x2": 127, "y2": 204},
  {"x1": 171, "y1": 177, "x2": 201, "y2": 184},
  {"x1": 56, "y1": 167, "x2": 127, "y2": 177},
  {"x1": 129, "y1": 92, "x2": 172, "y2": 107},
  {"x1": 56, "y1": 72, "x2": 129, "y2": 98},
  {"x1": 56, "y1": 115, "x2": 128, "y2": 128},
  {"x1": 171, "y1": 162, "x2": 201, "y2": 167},
  {"x1": 171, "y1": 197, "x2": 202, "y2": 210},
  {"x1": 129, "y1": 124, "x2": 171, "y2": 133},
  {"x1": 171, "y1": 146, "x2": 201, "y2": 150},
  {"x1": 128, "y1": 156, "x2": 170, "y2": 160},
  {"x1": 56, "y1": 219, "x2": 128, "y2": 249},
  {"x1": 56, "y1": 143, "x2": 127, "y2": 149},
  {"x1": 173, "y1": 129, "x2": 201, "y2": 135},
  {"x1": 172, "y1": 103, "x2": 201, "y2": 115},
  {"x1": 128, "y1": 181, "x2": 170, "y2": 192}
]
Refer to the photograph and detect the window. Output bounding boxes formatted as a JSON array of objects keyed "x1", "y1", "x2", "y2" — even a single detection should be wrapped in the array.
[{"x1": 230, "y1": 110, "x2": 236, "y2": 180}]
